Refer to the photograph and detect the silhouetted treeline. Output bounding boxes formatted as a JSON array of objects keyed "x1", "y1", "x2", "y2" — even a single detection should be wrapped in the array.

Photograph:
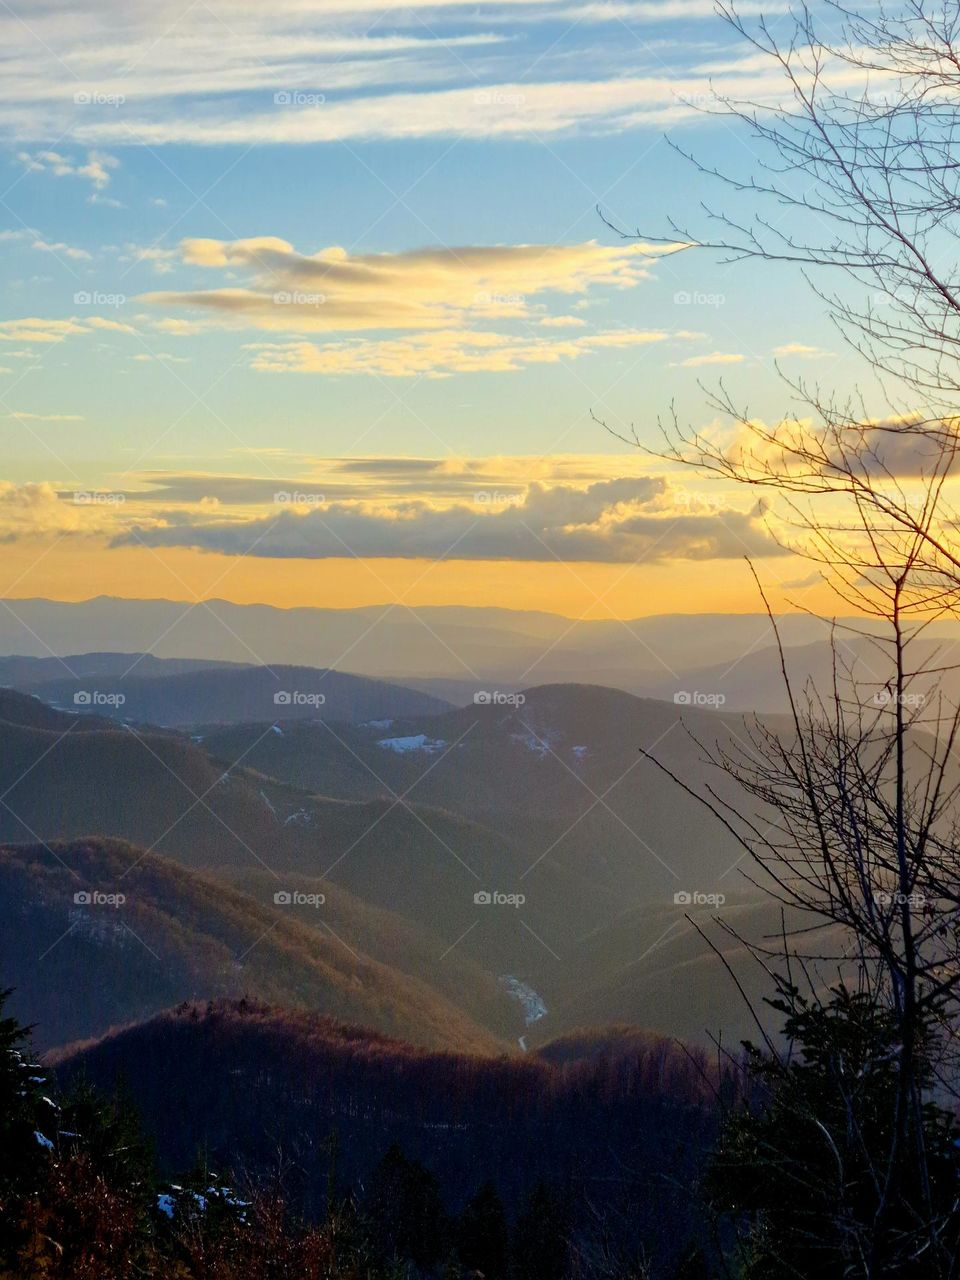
[{"x1": 54, "y1": 998, "x2": 731, "y2": 1274}]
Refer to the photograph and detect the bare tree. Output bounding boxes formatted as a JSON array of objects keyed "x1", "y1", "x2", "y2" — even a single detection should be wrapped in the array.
[{"x1": 600, "y1": 1, "x2": 960, "y2": 1272}]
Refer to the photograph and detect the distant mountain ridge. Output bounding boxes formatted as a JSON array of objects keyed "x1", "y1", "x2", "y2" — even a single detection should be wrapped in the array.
[
  {"x1": 3, "y1": 596, "x2": 951, "y2": 687},
  {"x1": 5, "y1": 659, "x2": 451, "y2": 727}
]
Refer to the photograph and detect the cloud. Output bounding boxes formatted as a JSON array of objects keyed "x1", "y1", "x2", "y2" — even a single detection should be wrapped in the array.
[
  {"x1": 0, "y1": 318, "x2": 89, "y2": 343},
  {"x1": 773, "y1": 342, "x2": 834, "y2": 358},
  {"x1": 141, "y1": 237, "x2": 682, "y2": 335},
  {"x1": 31, "y1": 238, "x2": 92, "y2": 261},
  {"x1": 247, "y1": 327, "x2": 688, "y2": 376},
  {"x1": 113, "y1": 474, "x2": 786, "y2": 563},
  {"x1": 0, "y1": 316, "x2": 134, "y2": 344},
  {"x1": 676, "y1": 351, "x2": 745, "y2": 368},
  {"x1": 18, "y1": 149, "x2": 118, "y2": 188},
  {"x1": 0, "y1": 481, "x2": 128, "y2": 540},
  {"x1": 3, "y1": 410, "x2": 83, "y2": 421},
  {"x1": 117, "y1": 455, "x2": 664, "y2": 506}
]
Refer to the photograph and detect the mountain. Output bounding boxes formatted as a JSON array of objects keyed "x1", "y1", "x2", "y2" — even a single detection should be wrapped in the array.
[
  {"x1": 0, "y1": 652, "x2": 245, "y2": 687},
  {"x1": 4, "y1": 596, "x2": 953, "y2": 686},
  {"x1": 630, "y1": 635, "x2": 960, "y2": 715},
  {"x1": 200, "y1": 683, "x2": 759, "y2": 906},
  {"x1": 51, "y1": 998, "x2": 720, "y2": 1271},
  {"x1": 18, "y1": 663, "x2": 451, "y2": 727},
  {"x1": 0, "y1": 687, "x2": 597, "y2": 1001},
  {"x1": 0, "y1": 838, "x2": 500, "y2": 1054}
]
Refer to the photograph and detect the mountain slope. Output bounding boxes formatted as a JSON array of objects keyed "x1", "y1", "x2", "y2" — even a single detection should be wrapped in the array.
[
  {"x1": 20, "y1": 663, "x2": 451, "y2": 727},
  {"x1": 52, "y1": 998, "x2": 719, "y2": 1271},
  {"x1": 0, "y1": 838, "x2": 500, "y2": 1054}
]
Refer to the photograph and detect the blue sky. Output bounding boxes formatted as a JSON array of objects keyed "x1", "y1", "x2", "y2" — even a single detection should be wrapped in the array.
[{"x1": 0, "y1": 0, "x2": 865, "y2": 614}]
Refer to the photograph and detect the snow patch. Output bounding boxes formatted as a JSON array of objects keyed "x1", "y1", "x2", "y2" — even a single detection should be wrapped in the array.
[
  {"x1": 500, "y1": 976, "x2": 548, "y2": 1025},
  {"x1": 377, "y1": 733, "x2": 447, "y2": 755},
  {"x1": 364, "y1": 718, "x2": 394, "y2": 730},
  {"x1": 34, "y1": 1130, "x2": 54, "y2": 1151}
]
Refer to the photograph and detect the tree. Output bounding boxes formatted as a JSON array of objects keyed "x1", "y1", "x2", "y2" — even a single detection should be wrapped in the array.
[
  {"x1": 601, "y1": 0, "x2": 960, "y2": 1272},
  {"x1": 709, "y1": 981, "x2": 960, "y2": 1278},
  {"x1": 457, "y1": 1182, "x2": 509, "y2": 1279},
  {"x1": 366, "y1": 1145, "x2": 450, "y2": 1269}
]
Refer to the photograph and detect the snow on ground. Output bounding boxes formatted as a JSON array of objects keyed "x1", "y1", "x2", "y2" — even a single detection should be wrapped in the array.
[
  {"x1": 571, "y1": 744, "x2": 588, "y2": 759},
  {"x1": 510, "y1": 729, "x2": 559, "y2": 758},
  {"x1": 270, "y1": 724, "x2": 283, "y2": 736},
  {"x1": 376, "y1": 733, "x2": 447, "y2": 754},
  {"x1": 500, "y1": 975, "x2": 548, "y2": 1025},
  {"x1": 364, "y1": 718, "x2": 394, "y2": 729}
]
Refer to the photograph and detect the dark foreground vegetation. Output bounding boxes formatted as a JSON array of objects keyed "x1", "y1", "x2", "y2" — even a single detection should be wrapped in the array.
[{"x1": 5, "y1": 983, "x2": 960, "y2": 1278}]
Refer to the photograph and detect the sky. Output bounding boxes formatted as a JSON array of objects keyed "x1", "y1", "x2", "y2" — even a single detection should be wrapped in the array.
[{"x1": 0, "y1": 0, "x2": 864, "y2": 618}]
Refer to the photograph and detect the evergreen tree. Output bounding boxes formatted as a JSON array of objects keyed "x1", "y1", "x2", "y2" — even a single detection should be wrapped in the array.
[
  {"x1": 457, "y1": 1182, "x2": 509, "y2": 1279},
  {"x1": 709, "y1": 982, "x2": 960, "y2": 1278}
]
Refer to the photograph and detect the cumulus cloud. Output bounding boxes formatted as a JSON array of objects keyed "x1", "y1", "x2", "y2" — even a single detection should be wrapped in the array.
[
  {"x1": 113, "y1": 474, "x2": 786, "y2": 563},
  {"x1": 0, "y1": 481, "x2": 132, "y2": 541}
]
